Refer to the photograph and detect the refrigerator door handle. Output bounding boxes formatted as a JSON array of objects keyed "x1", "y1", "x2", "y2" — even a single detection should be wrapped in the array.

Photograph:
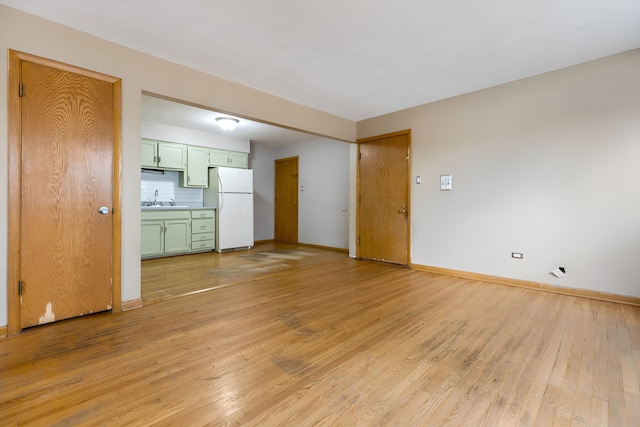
[{"x1": 218, "y1": 174, "x2": 224, "y2": 210}]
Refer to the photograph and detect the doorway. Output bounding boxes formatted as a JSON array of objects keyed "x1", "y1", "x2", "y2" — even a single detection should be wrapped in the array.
[
  {"x1": 274, "y1": 156, "x2": 299, "y2": 243},
  {"x1": 357, "y1": 130, "x2": 411, "y2": 265},
  {"x1": 7, "y1": 51, "x2": 122, "y2": 334}
]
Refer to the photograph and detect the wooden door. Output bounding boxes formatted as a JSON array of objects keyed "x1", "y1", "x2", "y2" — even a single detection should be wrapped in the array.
[
  {"x1": 274, "y1": 157, "x2": 299, "y2": 243},
  {"x1": 7, "y1": 51, "x2": 121, "y2": 332},
  {"x1": 357, "y1": 131, "x2": 411, "y2": 265}
]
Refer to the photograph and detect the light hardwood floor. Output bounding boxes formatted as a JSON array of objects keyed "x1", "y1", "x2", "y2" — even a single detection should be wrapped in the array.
[{"x1": 1, "y1": 242, "x2": 639, "y2": 426}]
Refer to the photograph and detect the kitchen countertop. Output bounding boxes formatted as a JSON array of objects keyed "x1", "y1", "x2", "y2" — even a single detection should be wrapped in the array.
[{"x1": 141, "y1": 205, "x2": 216, "y2": 211}]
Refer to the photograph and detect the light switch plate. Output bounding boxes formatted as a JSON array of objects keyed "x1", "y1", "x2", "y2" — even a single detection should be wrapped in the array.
[{"x1": 440, "y1": 174, "x2": 452, "y2": 190}]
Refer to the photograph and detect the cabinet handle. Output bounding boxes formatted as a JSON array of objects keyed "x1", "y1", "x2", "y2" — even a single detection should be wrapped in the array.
[
  {"x1": 188, "y1": 175, "x2": 191, "y2": 183},
  {"x1": 200, "y1": 226, "x2": 206, "y2": 230},
  {"x1": 157, "y1": 156, "x2": 162, "y2": 163},
  {"x1": 199, "y1": 213, "x2": 206, "y2": 217}
]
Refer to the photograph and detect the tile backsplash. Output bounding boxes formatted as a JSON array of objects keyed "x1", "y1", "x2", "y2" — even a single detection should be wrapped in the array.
[{"x1": 141, "y1": 170, "x2": 203, "y2": 206}]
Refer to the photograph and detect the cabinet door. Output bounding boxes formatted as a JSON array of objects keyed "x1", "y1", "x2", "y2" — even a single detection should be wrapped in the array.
[
  {"x1": 158, "y1": 142, "x2": 186, "y2": 170},
  {"x1": 141, "y1": 140, "x2": 158, "y2": 168},
  {"x1": 228, "y1": 151, "x2": 249, "y2": 169},
  {"x1": 208, "y1": 148, "x2": 229, "y2": 167},
  {"x1": 183, "y1": 146, "x2": 208, "y2": 187},
  {"x1": 164, "y1": 219, "x2": 191, "y2": 253},
  {"x1": 141, "y1": 220, "x2": 164, "y2": 256}
]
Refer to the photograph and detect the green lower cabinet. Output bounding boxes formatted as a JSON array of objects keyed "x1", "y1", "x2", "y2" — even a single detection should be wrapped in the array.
[
  {"x1": 141, "y1": 220, "x2": 165, "y2": 256},
  {"x1": 164, "y1": 220, "x2": 191, "y2": 253},
  {"x1": 141, "y1": 209, "x2": 215, "y2": 258},
  {"x1": 190, "y1": 210, "x2": 215, "y2": 252},
  {"x1": 141, "y1": 210, "x2": 192, "y2": 258}
]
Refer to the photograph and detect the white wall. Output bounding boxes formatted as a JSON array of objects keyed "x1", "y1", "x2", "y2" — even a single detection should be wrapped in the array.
[
  {"x1": 142, "y1": 122, "x2": 250, "y2": 152},
  {"x1": 357, "y1": 49, "x2": 640, "y2": 298},
  {"x1": 275, "y1": 138, "x2": 351, "y2": 249},
  {"x1": 250, "y1": 142, "x2": 276, "y2": 241},
  {"x1": 0, "y1": 5, "x2": 355, "y2": 328}
]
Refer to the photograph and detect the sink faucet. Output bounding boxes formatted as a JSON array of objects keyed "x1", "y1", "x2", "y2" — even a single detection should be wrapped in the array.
[{"x1": 154, "y1": 189, "x2": 159, "y2": 205}]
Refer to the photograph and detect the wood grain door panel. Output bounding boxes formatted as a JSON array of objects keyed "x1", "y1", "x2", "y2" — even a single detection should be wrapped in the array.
[
  {"x1": 19, "y1": 60, "x2": 114, "y2": 328},
  {"x1": 358, "y1": 131, "x2": 411, "y2": 265},
  {"x1": 274, "y1": 157, "x2": 298, "y2": 243}
]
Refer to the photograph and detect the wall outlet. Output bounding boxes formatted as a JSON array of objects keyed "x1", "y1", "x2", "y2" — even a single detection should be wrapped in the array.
[{"x1": 511, "y1": 252, "x2": 523, "y2": 259}]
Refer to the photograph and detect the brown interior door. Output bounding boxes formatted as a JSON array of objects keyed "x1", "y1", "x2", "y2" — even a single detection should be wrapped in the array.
[
  {"x1": 18, "y1": 59, "x2": 115, "y2": 328},
  {"x1": 358, "y1": 131, "x2": 411, "y2": 265},
  {"x1": 274, "y1": 156, "x2": 299, "y2": 243}
]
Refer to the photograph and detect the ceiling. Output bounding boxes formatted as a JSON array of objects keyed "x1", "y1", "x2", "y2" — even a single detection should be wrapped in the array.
[
  {"x1": 2, "y1": 0, "x2": 640, "y2": 124},
  {"x1": 141, "y1": 95, "x2": 317, "y2": 147}
]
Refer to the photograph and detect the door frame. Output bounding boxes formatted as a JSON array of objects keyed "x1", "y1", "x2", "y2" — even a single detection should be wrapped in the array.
[
  {"x1": 356, "y1": 129, "x2": 412, "y2": 265},
  {"x1": 6, "y1": 50, "x2": 122, "y2": 336}
]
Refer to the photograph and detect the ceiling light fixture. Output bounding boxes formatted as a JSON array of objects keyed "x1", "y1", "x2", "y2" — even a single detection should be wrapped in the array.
[{"x1": 216, "y1": 117, "x2": 239, "y2": 131}]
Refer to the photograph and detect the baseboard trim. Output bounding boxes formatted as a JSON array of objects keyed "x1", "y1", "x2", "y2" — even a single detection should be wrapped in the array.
[
  {"x1": 122, "y1": 298, "x2": 143, "y2": 311},
  {"x1": 253, "y1": 239, "x2": 275, "y2": 245},
  {"x1": 297, "y1": 242, "x2": 349, "y2": 253},
  {"x1": 0, "y1": 325, "x2": 7, "y2": 339},
  {"x1": 411, "y1": 264, "x2": 640, "y2": 307}
]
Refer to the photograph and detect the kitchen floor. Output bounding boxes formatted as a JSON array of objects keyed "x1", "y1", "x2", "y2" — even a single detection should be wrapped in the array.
[{"x1": 141, "y1": 241, "x2": 349, "y2": 305}]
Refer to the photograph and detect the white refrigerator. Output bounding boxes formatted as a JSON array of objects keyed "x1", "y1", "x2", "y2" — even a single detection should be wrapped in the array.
[{"x1": 204, "y1": 167, "x2": 254, "y2": 252}]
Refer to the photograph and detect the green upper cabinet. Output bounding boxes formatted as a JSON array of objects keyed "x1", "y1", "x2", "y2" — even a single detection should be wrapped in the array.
[
  {"x1": 142, "y1": 139, "x2": 248, "y2": 174},
  {"x1": 158, "y1": 142, "x2": 187, "y2": 170},
  {"x1": 208, "y1": 148, "x2": 248, "y2": 169},
  {"x1": 208, "y1": 148, "x2": 230, "y2": 167},
  {"x1": 141, "y1": 139, "x2": 187, "y2": 170},
  {"x1": 181, "y1": 145, "x2": 209, "y2": 188},
  {"x1": 228, "y1": 150, "x2": 249, "y2": 169},
  {"x1": 141, "y1": 139, "x2": 158, "y2": 168}
]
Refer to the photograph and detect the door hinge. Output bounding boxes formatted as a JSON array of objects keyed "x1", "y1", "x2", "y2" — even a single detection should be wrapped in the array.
[
  {"x1": 19, "y1": 82, "x2": 24, "y2": 97},
  {"x1": 18, "y1": 281, "x2": 23, "y2": 295},
  {"x1": 357, "y1": 237, "x2": 360, "y2": 244}
]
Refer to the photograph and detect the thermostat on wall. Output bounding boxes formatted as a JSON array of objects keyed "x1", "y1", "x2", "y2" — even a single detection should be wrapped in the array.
[{"x1": 440, "y1": 174, "x2": 452, "y2": 190}]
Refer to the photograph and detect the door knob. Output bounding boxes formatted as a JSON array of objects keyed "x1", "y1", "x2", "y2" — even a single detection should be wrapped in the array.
[
  {"x1": 399, "y1": 205, "x2": 407, "y2": 213},
  {"x1": 98, "y1": 207, "x2": 110, "y2": 215}
]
